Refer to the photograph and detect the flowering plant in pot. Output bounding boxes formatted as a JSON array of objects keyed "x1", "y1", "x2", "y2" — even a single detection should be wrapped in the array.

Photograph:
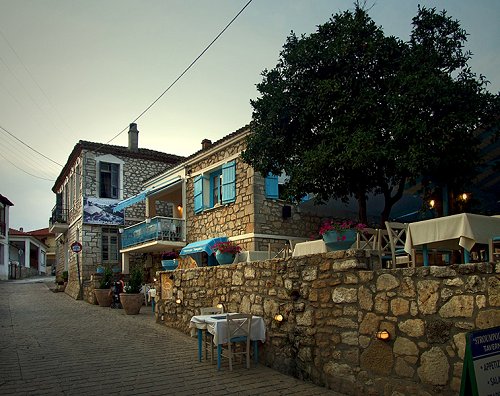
[
  {"x1": 120, "y1": 266, "x2": 144, "y2": 315},
  {"x1": 319, "y1": 219, "x2": 366, "y2": 251},
  {"x1": 212, "y1": 241, "x2": 242, "y2": 265},
  {"x1": 94, "y1": 267, "x2": 113, "y2": 307}
]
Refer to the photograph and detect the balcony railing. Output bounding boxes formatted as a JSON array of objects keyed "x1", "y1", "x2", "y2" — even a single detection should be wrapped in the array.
[
  {"x1": 121, "y1": 216, "x2": 185, "y2": 249},
  {"x1": 49, "y1": 205, "x2": 69, "y2": 232}
]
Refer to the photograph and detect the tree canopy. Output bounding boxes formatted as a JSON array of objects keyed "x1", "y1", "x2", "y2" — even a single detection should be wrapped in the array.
[{"x1": 241, "y1": 5, "x2": 498, "y2": 224}]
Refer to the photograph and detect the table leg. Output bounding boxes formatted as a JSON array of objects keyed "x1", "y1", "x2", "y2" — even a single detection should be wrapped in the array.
[
  {"x1": 422, "y1": 245, "x2": 429, "y2": 267},
  {"x1": 217, "y1": 344, "x2": 222, "y2": 370},
  {"x1": 253, "y1": 341, "x2": 258, "y2": 364},
  {"x1": 197, "y1": 329, "x2": 202, "y2": 362},
  {"x1": 464, "y1": 249, "x2": 470, "y2": 264}
]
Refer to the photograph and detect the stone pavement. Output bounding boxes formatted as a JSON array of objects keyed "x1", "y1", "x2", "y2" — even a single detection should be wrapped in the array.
[{"x1": 0, "y1": 277, "x2": 344, "y2": 396}]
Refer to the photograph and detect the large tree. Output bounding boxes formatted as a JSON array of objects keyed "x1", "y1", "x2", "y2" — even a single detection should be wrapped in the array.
[{"x1": 242, "y1": 5, "x2": 498, "y2": 224}]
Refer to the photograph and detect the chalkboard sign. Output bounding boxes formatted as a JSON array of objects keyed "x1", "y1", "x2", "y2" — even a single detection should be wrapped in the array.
[{"x1": 460, "y1": 326, "x2": 500, "y2": 396}]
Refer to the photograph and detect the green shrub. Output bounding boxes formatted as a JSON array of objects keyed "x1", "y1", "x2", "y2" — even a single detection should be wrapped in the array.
[
  {"x1": 125, "y1": 266, "x2": 143, "y2": 293},
  {"x1": 98, "y1": 267, "x2": 113, "y2": 289}
]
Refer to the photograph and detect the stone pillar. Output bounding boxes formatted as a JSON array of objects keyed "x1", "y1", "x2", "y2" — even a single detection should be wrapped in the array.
[
  {"x1": 122, "y1": 252, "x2": 130, "y2": 274},
  {"x1": 24, "y1": 240, "x2": 30, "y2": 268}
]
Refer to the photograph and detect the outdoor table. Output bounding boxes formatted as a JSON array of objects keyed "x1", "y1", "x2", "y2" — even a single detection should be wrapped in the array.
[
  {"x1": 189, "y1": 313, "x2": 266, "y2": 369},
  {"x1": 404, "y1": 213, "x2": 500, "y2": 266},
  {"x1": 292, "y1": 239, "x2": 328, "y2": 257}
]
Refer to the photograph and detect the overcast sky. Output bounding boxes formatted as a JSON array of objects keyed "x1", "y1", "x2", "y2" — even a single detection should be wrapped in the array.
[{"x1": 1, "y1": 0, "x2": 499, "y2": 231}]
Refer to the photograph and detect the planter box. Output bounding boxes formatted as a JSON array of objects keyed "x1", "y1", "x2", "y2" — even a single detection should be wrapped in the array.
[
  {"x1": 322, "y1": 229, "x2": 356, "y2": 251},
  {"x1": 161, "y1": 259, "x2": 178, "y2": 270}
]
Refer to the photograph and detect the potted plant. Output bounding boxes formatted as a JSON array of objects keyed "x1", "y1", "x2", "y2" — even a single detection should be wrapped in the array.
[
  {"x1": 161, "y1": 251, "x2": 179, "y2": 270},
  {"x1": 94, "y1": 267, "x2": 113, "y2": 307},
  {"x1": 319, "y1": 219, "x2": 366, "y2": 251},
  {"x1": 212, "y1": 240, "x2": 242, "y2": 265},
  {"x1": 119, "y1": 266, "x2": 144, "y2": 315}
]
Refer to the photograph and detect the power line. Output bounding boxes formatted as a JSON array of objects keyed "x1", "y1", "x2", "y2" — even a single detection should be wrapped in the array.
[
  {"x1": 0, "y1": 124, "x2": 64, "y2": 167},
  {"x1": 105, "y1": 0, "x2": 254, "y2": 144},
  {"x1": 0, "y1": 151, "x2": 55, "y2": 181}
]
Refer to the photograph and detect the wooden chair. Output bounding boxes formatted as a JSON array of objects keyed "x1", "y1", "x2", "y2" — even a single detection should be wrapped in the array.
[
  {"x1": 218, "y1": 313, "x2": 252, "y2": 370},
  {"x1": 488, "y1": 236, "x2": 500, "y2": 263},
  {"x1": 356, "y1": 228, "x2": 378, "y2": 250},
  {"x1": 384, "y1": 221, "x2": 413, "y2": 268},
  {"x1": 200, "y1": 306, "x2": 223, "y2": 363}
]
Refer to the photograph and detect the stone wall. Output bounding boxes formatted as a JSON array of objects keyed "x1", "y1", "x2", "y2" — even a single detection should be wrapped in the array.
[{"x1": 157, "y1": 253, "x2": 499, "y2": 395}]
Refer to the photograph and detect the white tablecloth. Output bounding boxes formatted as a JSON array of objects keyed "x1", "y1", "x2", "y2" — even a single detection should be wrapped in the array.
[
  {"x1": 292, "y1": 240, "x2": 328, "y2": 257},
  {"x1": 404, "y1": 213, "x2": 500, "y2": 253},
  {"x1": 189, "y1": 313, "x2": 266, "y2": 345}
]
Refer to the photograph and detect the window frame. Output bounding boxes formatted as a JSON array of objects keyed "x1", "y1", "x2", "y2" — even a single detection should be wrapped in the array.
[
  {"x1": 101, "y1": 227, "x2": 120, "y2": 264},
  {"x1": 193, "y1": 160, "x2": 236, "y2": 213},
  {"x1": 99, "y1": 162, "x2": 120, "y2": 199}
]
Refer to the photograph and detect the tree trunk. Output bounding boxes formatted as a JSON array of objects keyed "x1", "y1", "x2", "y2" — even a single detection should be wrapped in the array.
[
  {"x1": 355, "y1": 191, "x2": 368, "y2": 224},
  {"x1": 380, "y1": 176, "x2": 406, "y2": 226}
]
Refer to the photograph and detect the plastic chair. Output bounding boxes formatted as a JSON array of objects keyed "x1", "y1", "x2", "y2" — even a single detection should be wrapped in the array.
[
  {"x1": 218, "y1": 313, "x2": 252, "y2": 370},
  {"x1": 200, "y1": 306, "x2": 223, "y2": 363}
]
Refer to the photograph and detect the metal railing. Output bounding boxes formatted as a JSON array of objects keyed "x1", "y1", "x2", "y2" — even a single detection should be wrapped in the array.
[
  {"x1": 49, "y1": 205, "x2": 69, "y2": 227},
  {"x1": 121, "y1": 216, "x2": 185, "y2": 249}
]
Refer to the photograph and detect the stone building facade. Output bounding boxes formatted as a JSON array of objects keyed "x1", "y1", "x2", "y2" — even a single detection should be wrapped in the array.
[
  {"x1": 157, "y1": 255, "x2": 499, "y2": 396},
  {"x1": 50, "y1": 124, "x2": 184, "y2": 299},
  {"x1": 183, "y1": 126, "x2": 324, "y2": 253}
]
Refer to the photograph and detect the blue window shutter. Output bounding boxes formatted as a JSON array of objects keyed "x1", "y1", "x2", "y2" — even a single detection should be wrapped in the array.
[
  {"x1": 194, "y1": 175, "x2": 204, "y2": 213},
  {"x1": 265, "y1": 173, "x2": 279, "y2": 199},
  {"x1": 221, "y1": 161, "x2": 236, "y2": 204}
]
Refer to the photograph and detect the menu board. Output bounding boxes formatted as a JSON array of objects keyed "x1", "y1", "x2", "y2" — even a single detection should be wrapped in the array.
[{"x1": 461, "y1": 326, "x2": 500, "y2": 396}]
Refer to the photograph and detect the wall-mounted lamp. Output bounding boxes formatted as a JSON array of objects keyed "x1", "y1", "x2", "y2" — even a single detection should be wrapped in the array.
[
  {"x1": 461, "y1": 193, "x2": 468, "y2": 201},
  {"x1": 274, "y1": 314, "x2": 284, "y2": 322},
  {"x1": 429, "y1": 199, "x2": 435, "y2": 209},
  {"x1": 177, "y1": 204, "x2": 182, "y2": 212},
  {"x1": 153, "y1": 278, "x2": 157, "y2": 282},
  {"x1": 175, "y1": 298, "x2": 182, "y2": 304},
  {"x1": 375, "y1": 329, "x2": 391, "y2": 341},
  {"x1": 216, "y1": 302, "x2": 226, "y2": 312}
]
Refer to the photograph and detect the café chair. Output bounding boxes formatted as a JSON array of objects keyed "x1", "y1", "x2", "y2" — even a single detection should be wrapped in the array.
[
  {"x1": 200, "y1": 306, "x2": 223, "y2": 363},
  {"x1": 356, "y1": 227, "x2": 378, "y2": 250},
  {"x1": 489, "y1": 236, "x2": 500, "y2": 263},
  {"x1": 384, "y1": 221, "x2": 413, "y2": 268},
  {"x1": 218, "y1": 313, "x2": 253, "y2": 371}
]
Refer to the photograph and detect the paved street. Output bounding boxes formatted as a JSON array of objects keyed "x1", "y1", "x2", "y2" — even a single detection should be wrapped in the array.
[{"x1": 0, "y1": 277, "x2": 342, "y2": 396}]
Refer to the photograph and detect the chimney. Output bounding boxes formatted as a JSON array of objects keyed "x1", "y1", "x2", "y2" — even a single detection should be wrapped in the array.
[
  {"x1": 128, "y1": 123, "x2": 139, "y2": 152},
  {"x1": 201, "y1": 139, "x2": 212, "y2": 150}
]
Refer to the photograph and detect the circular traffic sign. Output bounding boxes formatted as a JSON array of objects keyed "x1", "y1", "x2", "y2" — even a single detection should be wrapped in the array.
[{"x1": 71, "y1": 241, "x2": 83, "y2": 253}]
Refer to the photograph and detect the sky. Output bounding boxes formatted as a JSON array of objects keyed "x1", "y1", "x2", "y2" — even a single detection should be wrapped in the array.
[{"x1": 1, "y1": 0, "x2": 499, "y2": 232}]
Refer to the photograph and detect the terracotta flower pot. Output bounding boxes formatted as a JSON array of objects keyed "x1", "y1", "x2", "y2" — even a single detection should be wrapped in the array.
[
  {"x1": 119, "y1": 293, "x2": 143, "y2": 315},
  {"x1": 94, "y1": 288, "x2": 112, "y2": 307}
]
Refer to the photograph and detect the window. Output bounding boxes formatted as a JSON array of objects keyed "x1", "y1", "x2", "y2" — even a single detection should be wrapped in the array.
[
  {"x1": 99, "y1": 162, "x2": 119, "y2": 199},
  {"x1": 75, "y1": 164, "x2": 80, "y2": 200},
  {"x1": 102, "y1": 227, "x2": 119, "y2": 264},
  {"x1": 265, "y1": 172, "x2": 309, "y2": 202},
  {"x1": 194, "y1": 160, "x2": 236, "y2": 214}
]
